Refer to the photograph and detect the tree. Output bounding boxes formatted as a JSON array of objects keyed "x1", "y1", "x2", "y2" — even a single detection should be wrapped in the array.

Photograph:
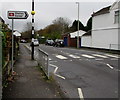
[
  {"x1": 36, "y1": 17, "x2": 71, "y2": 40},
  {"x1": 21, "y1": 22, "x2": 32, "y2": 39},
  {"x1": 85, "y1": 17, "x2": 92, "y2": 31},
  {"x1": 52, "y1": 17, "x2": 71, "y2": 34},
  {"x1": 70, "y1": 20, "x2": 85, "y2": 32}
]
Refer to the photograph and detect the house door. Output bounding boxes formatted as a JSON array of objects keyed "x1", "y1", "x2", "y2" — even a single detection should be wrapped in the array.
[
  {"x1": 64, "y1": 37, "x2": 68, "y2": 46},
  {"x1": 79, "y1": 38, "x2": 81, "y2": 48}
]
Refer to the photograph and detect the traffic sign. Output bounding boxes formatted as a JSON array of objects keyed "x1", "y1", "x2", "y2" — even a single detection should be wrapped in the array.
[{"x1": 8, "y1": 11, "x2": 29, "y2": 19}]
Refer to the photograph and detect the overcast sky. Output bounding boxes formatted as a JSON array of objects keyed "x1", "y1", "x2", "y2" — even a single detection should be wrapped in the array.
[{"x1": 1, "y1": 0, "x2": 116, "y2": 32}]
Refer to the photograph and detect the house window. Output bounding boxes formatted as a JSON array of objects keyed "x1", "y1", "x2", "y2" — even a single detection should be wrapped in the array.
[{"x1": 114, "y1": 10, "x2": 120, "y2": 23}]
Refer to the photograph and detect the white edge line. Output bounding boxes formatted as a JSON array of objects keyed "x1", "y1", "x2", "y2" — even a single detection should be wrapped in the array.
[
  {"x1": 78, "y1": 88, "x2": 84, "y2": 100},
  {"x1": 107, "y1": 64, "x2": 114, "y2": 69},
  {"x1": 54, "y1": 67, "x2": 58, "y2": 73},
  {"x1": 49, "y1": 64, "x2": 65, "y2": 80},
  {"x1": 55, "y1": 74, "x2": 65, "y2": 80}
]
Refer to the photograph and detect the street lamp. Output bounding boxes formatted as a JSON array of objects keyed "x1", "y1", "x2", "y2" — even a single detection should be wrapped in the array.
[
  {"x1": 76, "y1": 2, "x2": 79, "y2": 49},
  {"x1": 31, "y1": 0, "x2": 35, "y2": 60}
]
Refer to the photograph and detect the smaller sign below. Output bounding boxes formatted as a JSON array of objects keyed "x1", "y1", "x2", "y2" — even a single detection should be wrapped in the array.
[{"x1": 8, "y1": 11, "x2": 29, "y2": 19}]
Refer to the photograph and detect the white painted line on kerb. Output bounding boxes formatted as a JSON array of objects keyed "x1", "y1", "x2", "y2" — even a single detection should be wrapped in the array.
[
  {"x1": 69, "y1": 54, "x2": 80, "y2": 58},
  {"x1": 49, "y1": 64, "x2": 65, "y2": 80},
  {"x1": 107, "y1": 64, "x2": 114, "y2": 69},
  {"x1": 82, "y1": 54, "x2": 95, "y2": 58},
  {"x1": 105, "y1": 54, "x2": 119, "y2": 58},
  {"x1": 78, "y1": 88, "x2": 84, "y2": 100},
  {"x1": 56, "y1": 55, "x2": 68, "y2": 60},
  {"x1": 92, "y1": 54, "x2": 108, "y2": 58}
]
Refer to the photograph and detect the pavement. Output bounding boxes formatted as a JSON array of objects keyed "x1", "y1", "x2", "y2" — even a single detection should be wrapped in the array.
[{"x1": 2, "y1": 44, "x2": 63, "y2": 99}]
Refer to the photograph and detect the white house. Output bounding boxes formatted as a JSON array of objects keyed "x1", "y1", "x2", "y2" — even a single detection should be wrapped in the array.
[
  {"x1": 91, "y1": 0, "x2": 120, "y2": 50},
  {"x1": 13, "y1": 31, "x2": 21, "y2": 37},
  {"x1": 81, "y1": 0, "x2": 120, "y2": 50},
  {"x1": 81, "y1": 31, "x2": 92, "y2": 47}
]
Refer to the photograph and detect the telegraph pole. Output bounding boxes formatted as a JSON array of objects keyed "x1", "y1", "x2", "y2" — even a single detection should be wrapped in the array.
[
  {"x1": 76, "y1": 2, "x2": 80, "y2": 49},
  {"x1": 31, "y1": 0, "x2": 35, "y2": 60}
]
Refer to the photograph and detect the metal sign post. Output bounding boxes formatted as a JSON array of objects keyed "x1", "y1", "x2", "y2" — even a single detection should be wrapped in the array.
[
  {"x1": 11, "y1": 19, "x2": 14, "y2": 72},
  {"x1": 8, "y1": 10, "x2": 29, "y2": 73}
]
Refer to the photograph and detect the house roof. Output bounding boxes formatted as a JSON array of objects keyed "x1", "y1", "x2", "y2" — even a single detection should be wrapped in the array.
[
  {"x1": 13, "y1": 31, "x2": 21, "y2": 37},
  {"x1": 92, "y1": 6, "x2": 111, "y2": 17},
  {"x1": 82, "y1": 31, "x2": 91, "y2": 36},
  {"x1": 110, "y1": 0, "x2": 120, "y2": 10},
  {"x1": 0, "y1": 17, "x2": 5, "y2": 23},
  {"x1": 70, "y1": 30, "x2": 86, "y2": 38}
]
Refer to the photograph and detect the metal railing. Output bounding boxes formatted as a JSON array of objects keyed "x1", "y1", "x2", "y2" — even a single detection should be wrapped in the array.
[{"x1": 36, "y1": 48, "x2": 49, "y2": 78}]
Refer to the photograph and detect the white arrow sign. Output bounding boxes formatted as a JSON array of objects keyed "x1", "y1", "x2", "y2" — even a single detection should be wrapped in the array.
[{"x1": 8, "y1": 11, "x2": 29, "y2": 19}]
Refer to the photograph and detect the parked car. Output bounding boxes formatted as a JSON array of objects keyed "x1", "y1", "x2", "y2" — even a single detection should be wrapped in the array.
[
  {"x1": 20, "y1": 39, "x2": 27, "y2": 43},
  {"x1": 53, "y1": 39, "x2": 64, "y2": 47},
  {"x1": 45, "y1": 39, "x2": 54, "y2": 46},
  {"x1": 33, "y1": 39, "x2": 39, "y2": 46}
]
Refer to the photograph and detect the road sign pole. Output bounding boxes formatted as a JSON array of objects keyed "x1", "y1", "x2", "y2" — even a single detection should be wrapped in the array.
[
  {"x1": 31, "y1": 0, "x2": 35, "y2": 60},
  {"x1": 11, "y1": 19, "x2": 14, "y2": 73}
]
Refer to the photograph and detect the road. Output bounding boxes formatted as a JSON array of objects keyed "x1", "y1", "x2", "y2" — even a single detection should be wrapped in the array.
[{"x1": 26, "y1": 44, "x2": 119, "y2": 99}]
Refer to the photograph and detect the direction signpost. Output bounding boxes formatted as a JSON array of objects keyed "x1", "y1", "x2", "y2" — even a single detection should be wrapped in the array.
[
  {"x1": 8, "y1": 11, "x2": 28, "y2": 19},
  {"x1": 8, "y1": 11, "x2": 29, "y2": 74}
]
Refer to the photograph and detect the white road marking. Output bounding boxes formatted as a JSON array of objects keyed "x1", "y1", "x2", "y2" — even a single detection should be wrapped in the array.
[
  {"x1": 65, "y1": 53, "x2": 70, "y2": 55},
  {"x1": 69, "y1": 54, "x2": 80, "y2": 58},
  {"x1": 78, "y1": 88, "x2": 84, "y2": 100},
  {"x1": 75, "y1": 53, "x2": 79, "y2": 54},
  {"x1": 82, "y1": 54, "x2": 95, "y2": 58},
  {"x1": 56, "y1": 55, "x2": 68, "y2": 60},
  {"x1": 92, "y1": 54, "x2": 108, "y2": 58},
  {"x1": 49, "y1": 58, "x2": 52, "y2": 61},
  {"x1": 25, "y1": 45, "x2": 31, "y2": 51},
  {"x1": 49, "y1": 64, "x2": 65, "y2": 80},
  {"x1": 50, "y1": 61, "x2": 57, "y2": 63},
  {"x1": 111, "y1": 58, "x2": 118, "y2": 60},
  {"x1": 55, "y1": 74, "x2": 65, "y2": 80},
  {"x1": 107, "y1": 64, "x2": 114, "y2": 69},
  {"x1": 95, "y1": 59, "x2": 103, "y2": 61},
  {"x1": 105, "y1": 54, "x2": 119, "y2": 58}
]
